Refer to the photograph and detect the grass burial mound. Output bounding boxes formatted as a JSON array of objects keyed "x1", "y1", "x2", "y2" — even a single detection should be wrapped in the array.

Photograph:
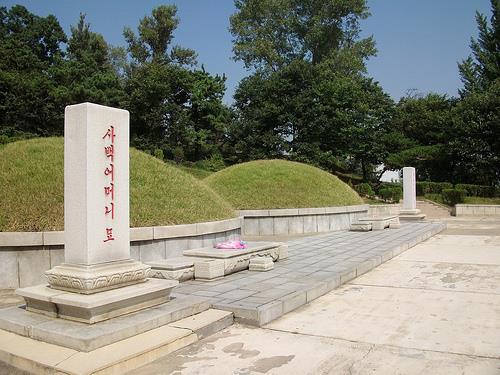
[
  {"x1": 0, "y1": 137, "x2": 235, "y2": 231},
  {"x1": 205, "y1": 159, "x2": 363, "y2": 210}
]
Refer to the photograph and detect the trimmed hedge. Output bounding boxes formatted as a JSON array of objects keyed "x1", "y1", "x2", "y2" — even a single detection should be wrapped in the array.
[
  {"x1": 455, "y1": 184, "x2": 499, "y2": 198},
  {"x1": 354, "y1": 183, "x2": 375, "y2": 197},
  {"x1": 416, "y1": 181, "x2": 499, "y2": 198},
  {"x1": 416, "y1": 181, "x2": 453, "y2": 196},
  {"x1": 442, "y1": 189, "x2": 466, "y2": 206},
  {"x1": 379, "y1": 186, "x2": 402, "y2": 203}
]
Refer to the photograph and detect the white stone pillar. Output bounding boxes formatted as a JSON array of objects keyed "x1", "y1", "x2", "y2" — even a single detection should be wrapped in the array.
[
  {"x1": 401, "y1": 167, "x2": 420, "y2": 214},
  {"x1": 45, "y1": 103, "x2": 149, "y2": 294}
]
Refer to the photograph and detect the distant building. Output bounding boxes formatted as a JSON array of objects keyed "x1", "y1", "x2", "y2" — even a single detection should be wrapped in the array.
[{"x1": 377, "y1": 165, "x2": 400, "y2": 183}]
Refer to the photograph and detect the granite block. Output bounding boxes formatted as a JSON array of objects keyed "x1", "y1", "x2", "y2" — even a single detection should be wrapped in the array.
[
  {"x1": 139, "y1": 240, "x2": 166, "y2": 262},
  {"x1": 18, "y1": 249, "x2": 50, "y2": 287},
  {"x1": 259, "y1": 218, "x2": 274, "y2": 236},
  {"x1": 303, "y1": 216, "x2": 317, "y2": 233},
  {"x1": 273, "y1": 217, "x2": 289, "y2": 235},
  {"x1": 0, "y1": 251, "x2": 19, "y2": 288}
]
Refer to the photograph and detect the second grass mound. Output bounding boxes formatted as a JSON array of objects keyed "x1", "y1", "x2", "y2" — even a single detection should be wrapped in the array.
[{"x1": 205, "y1": 159, "x2": 363, "y2": 210}]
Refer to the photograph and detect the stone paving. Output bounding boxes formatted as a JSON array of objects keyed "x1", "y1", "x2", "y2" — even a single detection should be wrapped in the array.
[{"x1": 172, "y1": 221, "x2": 445, "y2": 326}]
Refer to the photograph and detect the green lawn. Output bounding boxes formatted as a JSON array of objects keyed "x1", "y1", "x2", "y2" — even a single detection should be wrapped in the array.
[
  {"x1": 205, "y1": 159, "x2": 363, "y2": 210},
  {"x1": 423, "y1": 194, "x2": 500, "y2": 207},
  {"x1": 0, "y1": 138, "x2": 235, "y2": 231},
  {"x1": 175, "y1": 164, "x2": 214, "y2": 179},
  {"x1": 463, "y1": 196, "x2": 500, "y2": 205},
  {"x1": 363, "y1": 197, "x2": 387, "y2": 204}
]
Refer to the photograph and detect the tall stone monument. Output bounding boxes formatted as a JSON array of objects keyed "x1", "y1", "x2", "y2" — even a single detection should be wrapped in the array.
[
  {"x1": 17, "y1": 103, "x2": 177, "y2": 323},
  {"x1": 400, "y1": 166, "x2": 426, "y2": 221},
  {"x1": 46, "y1": 103, "x2": 147, "y2": 293}
]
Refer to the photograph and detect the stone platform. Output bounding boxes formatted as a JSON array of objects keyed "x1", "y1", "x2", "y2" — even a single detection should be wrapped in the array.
[
  {"x1": 183, "y1": 241, "x2": 288, "y2": 278},
  {"x1": 16, "y1": 278, "x2": 178, "y2": 324},
  {"x1": 0, "y1": 294, "x2": 211, "y2": 352},
  {"x1": 172, "y1": 222, "x2": 446, "y2": 326}
]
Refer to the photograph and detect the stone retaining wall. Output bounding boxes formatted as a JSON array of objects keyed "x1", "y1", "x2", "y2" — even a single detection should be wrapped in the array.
[
  {"x1": 0, "y1": 217, "x2": 242, "y2": 289},
  {"x1": 238, "y1": 204, "x2": 369, "y2": 236},
  {"x1": 368, "y1": 204, "x2": 400, "y2": 217},
  {"x1": 453, "y1": 204, "x2": 500, "y2": 216},
  {"x1": 0, "y1": 204, "x2": 379, "y2": 288}
]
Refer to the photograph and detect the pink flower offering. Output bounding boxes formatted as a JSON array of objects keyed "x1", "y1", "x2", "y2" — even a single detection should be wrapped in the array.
[{"x1": 214, "y1": 240, "x2": 247, "y2": 249}]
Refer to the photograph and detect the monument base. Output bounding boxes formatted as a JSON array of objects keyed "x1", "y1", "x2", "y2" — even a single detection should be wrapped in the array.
[
  {"x1": 45, "y1": 259, "x2": 150, "y2": 294},
  {"x1": 16, "y1": 278, "x2": 178, "y2": 324},
  {"x1": 399, "y1": 208, "x2": 426, "y2": 221},
  {"x1": 400, "y1": 208, "x2": 421, "y2": 215}
]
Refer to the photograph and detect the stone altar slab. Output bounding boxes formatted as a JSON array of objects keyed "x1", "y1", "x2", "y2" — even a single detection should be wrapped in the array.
[
  {"x1": 357, "y1": 216, "x2": 400, "y2": 231},
  {"x1": 183, "y1": 242, "x2": 287, "y2": 277}
]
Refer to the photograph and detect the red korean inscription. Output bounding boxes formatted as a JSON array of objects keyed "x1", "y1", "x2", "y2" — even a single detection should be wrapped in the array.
[{"x1": 102, "y1": 126, "x2": 116, "y2": 243}]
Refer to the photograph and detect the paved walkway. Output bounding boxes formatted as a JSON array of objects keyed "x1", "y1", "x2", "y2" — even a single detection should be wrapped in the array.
[
  {"x1": 130, "y1": 216, "x2": 500, "y2": 375},
  {"x1": 173, "y1": 222, "x2": 444, "y2": 326}
]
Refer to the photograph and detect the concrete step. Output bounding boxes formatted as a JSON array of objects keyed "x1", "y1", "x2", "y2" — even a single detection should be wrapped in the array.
[{"x1": 0, "y1": 308, "x2": 233, "y2": 375}]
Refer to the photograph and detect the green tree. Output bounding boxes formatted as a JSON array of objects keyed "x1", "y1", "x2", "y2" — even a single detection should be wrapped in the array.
[
  {"x1": 230, "y1": 0, "x2": 375, "y2": 71},
  {"x1": 50, "y1": 14, "x2": 125, "y2": 109},
  {"x1": 123, "y1": 6, "x2": 230, "y2": 162},
  {"x1": 0, "y1": 5, "x2": 66, "y2": 136},
  {"x1": 458, "y1": 0, "x2": 500, "y2": 96},
  {"x1": 228, "y1": 0, "x2": 391, "y2": 179},
  {"x1": 385, "y1": 93, "x2": 456, "y2": 182},
  {"x1": 453, "y1": 0, "x2": 500, "y2": 185},
  {"x1": 123, "y1": 5, "x2": 197, "y2": 66},
  {"x1": 452, "y1": 81, "x2": 500, "y2": 185}
]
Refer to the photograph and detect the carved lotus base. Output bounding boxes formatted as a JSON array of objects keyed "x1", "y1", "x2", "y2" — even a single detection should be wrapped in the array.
[{"x1": 45, "y1": 259, "x2": 150, "y2": 294}]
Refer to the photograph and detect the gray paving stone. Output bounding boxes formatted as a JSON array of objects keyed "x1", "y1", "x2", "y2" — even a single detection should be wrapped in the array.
[
  {"x1": 218, "y1": 289, "x2": 256, "y2": 301},
  {"x1": 274, "y1": 281, "x2": 309, "y2": 290},
  {"x1": 239, "y1": 282, "x2": 276, "y2": 292},
  {"x1": 203, "y1": 283, "x2": 241, "y2": 293},
  {"x1": 191, "y1": 290, "x2": 222, "y2": 297},
  {"x1": 165, "y1": 222, "x2": 445, "y2": 326},
  {"x1": 253, "y1": 288, "x2": 294, "y2": 299}
]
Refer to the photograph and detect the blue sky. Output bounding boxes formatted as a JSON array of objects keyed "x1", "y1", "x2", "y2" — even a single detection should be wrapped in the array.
[{"x1": 2, "y1": 0, "x2": 492, "y2": 103}]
